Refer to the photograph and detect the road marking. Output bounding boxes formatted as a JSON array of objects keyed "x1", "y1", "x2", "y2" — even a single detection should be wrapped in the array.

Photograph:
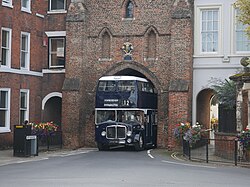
[
  {"x1": 147, "y1": 149, "x2": 154, "y2": 159},
  {"x1": 162, "y1": 160, "x2": 217, "y2": 169},
  {"x1": 171, "y1": 152, "x2": 185, "y2": 161},
  {"x1": 59, "y1": 150, "x2": 93, "y2": 157},
  {"x1": 16, "y1": 157, "x2": 49, "y2": 164}
]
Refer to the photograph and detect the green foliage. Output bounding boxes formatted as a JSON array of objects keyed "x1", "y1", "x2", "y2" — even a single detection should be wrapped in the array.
[
  {"x1": 237, "y1": 128, "x2": 250, "y2": 150},
  {"x1": 209, "y1": 78, "x2": 236, "y2": 109},
  {"x1": 234, "y1": 0, "x2": 250, "y2": 37}
]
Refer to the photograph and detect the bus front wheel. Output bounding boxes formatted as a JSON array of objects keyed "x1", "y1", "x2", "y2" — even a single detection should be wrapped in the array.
[{"x1": 97, "y1": 143, "x2": 108, "y2": 151}]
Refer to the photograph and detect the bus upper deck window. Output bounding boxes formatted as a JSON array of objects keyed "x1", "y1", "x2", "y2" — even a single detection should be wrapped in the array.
[
  {"x1": 98, "y1": 81, "x2": 116, "y2": 91},
  {"x1": 98, "y1": 81, "x2": 106, "y2": 91},
  {"x1": 118, "y1": 80, "x2": 135, "y2": 91}
]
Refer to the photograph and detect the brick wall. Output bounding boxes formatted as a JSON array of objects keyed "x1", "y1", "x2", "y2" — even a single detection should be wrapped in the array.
[
  {"x1": 63, "y1": 0, "x2": 193, "y2": 149},
  {"x1": 0, "y1": 0, "x2": 68, "y2": 148},
  {"x1": 215, "y1": 133, "x2": 237, "y2": 160}
]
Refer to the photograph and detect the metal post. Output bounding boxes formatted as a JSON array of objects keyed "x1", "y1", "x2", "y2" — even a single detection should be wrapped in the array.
[
  {"x1": 235, "y1": 139, "x2": 238, "y2": 166},
  {"x1": 188, "y1": 142, "x2": 191, "y2": 160},
  {"x1": 206, "y1": 139, "x2": 209, "y2": 163}
]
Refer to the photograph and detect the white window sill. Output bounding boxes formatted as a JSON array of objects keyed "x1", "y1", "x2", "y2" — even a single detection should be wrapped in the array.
[
  {"x1": 42, "y1": 69, "x2": 65, "y2": 74},
  {"x1": 0, "y1": 67, "x2": 43, "y2": 77},
  {"x1": 0, "y1": 129, "x2": 11, "y2": 133},
  {"x1": 229, "y1": 53, "x2": 250, "y2": 57},
  {"x1": 122, "y1": 18, "x2": 135, "y2": 21},
  {"x1": 21, "y1": 8, "x2": 32, "y2": 14},
  {"x1": 0, "y1": 65, "x2": 11, "y2": 69},
  {"x1": 144, "y1": 57, "x2": 158, "y2": 61},
  {"x1": 193, "y1": 54, "x2": 224, "y2": 58},
  {"x1": 36, "y1": 13, "x2": 45, "y2": 19},
  {"x1": 2, "y1": 3, "x2": 13, "y2": 9},
  {"x1": 47, "y1": 10, "x2": 67, "y2": 14},
  {"x1": 98, "y1": 58, "x2": 112, "y2": 62}
]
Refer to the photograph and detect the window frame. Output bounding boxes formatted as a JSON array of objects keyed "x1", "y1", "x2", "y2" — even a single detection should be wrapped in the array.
[
  {"x1": 48, "y1": 0, "x2": 66, "y2": 13},
  {"x1": 232, "y1": 7, "x2": 250, "y2": 54},
  {"x1": 2, "y1": 0, "x2": 13, "y2": 8},
  {"x1": 21, "y1": 0, "x2": 31, "y2": 13},
  {"x1": 20, "y1": 32, "x2": 30, "y2": 70},
  {"x1": 195, "y1": 5, "x2": 222, "y2": 56},
  {"x1": 19, "y1": 89, "x2": 29, "y2": 125},
  {"x1": 0, "y1": 88, "x2": 11, "y2": 133},
  {"x1": 1, "y1": 27, "x2": 12, "y2": 68},
  {"x1": 48, "y1": 37, "x2": 65, "y2": 68}
]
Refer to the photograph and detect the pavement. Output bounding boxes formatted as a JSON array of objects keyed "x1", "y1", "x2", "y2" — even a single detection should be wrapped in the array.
[{"x1": 0, "y1": 148, "x2": 97, "y2": 167}]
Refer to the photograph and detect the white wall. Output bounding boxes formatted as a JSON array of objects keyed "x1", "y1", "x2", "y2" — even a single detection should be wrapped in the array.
[{"x1": 192, "y1": 0, "x2": 249, "y2": 123}]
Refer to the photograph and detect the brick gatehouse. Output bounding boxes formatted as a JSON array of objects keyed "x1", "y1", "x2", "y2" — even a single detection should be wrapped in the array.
[{"x1": 62, "y1": 0, "x2": 193, "y2": 149}]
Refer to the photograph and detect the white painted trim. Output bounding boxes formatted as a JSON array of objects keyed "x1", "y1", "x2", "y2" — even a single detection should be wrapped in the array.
[
  {"x1": 47, "y1": 10, "x2": 67, "y2": 14},
  {"x1": 21, "y1": 0, "x2": 31, "y2": 13},
  {"x1": 42, "y1": 92, "x2": 62, "y2": 110},
  {"x1": 193, "y1": 55, "x2": 224, "y2": 58},
  {"x1": 193, "y1": 64, "x2": 241, "y2": 69},
  {"x1": 1, "y1": 27, "x2": 12, "y2": 68},
  {"x1": 2, "y1": 0, "x2": 13, "y2": 8},
  {"x1": 20, "y1": 89, "x2": 30, "y2": 124},
  {"x1": 194, "y1": 4, "x2": 223, "y2": 56},
  {"x1": 0, "y1": 88, "x2": 11, "y2": 133},
  {"x1": 45, "y1": 31, "x2": 66, "y2": 37},
  {"x1": 20, "y1": 32, "x2": 30, "y2": 71},
  {"x1": 0, "y1": 67, "x2": 43, "y2": 77},
  {"x1": 231, "y1": 6, "x2": 250, "y2": 55},
  {"x1": 36, "y1": 13, "x2": 45, "y2": 19},
  {"x1": 99, "y1": 76, "x2": 148, "y2": 82},
  {"x1": 42, "y1": 69, "x2": 65, "y2": 74}
]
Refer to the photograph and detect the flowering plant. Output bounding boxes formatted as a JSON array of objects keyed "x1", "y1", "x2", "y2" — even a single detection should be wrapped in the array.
[
  {"x1": 173, "y1": 122, "x2": 191, "y2": 140},
  {"x1": 31, "y1": 122, "x2": 59, "y2": 137},
  {"x1": 237, "y1": 128, "x2": 250, "y2": 150},
  {"x1": 174, "y1": 122, "x2": 204, "y2": 145}
]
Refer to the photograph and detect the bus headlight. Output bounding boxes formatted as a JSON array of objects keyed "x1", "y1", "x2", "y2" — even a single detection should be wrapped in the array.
[
  {"x1": 126, "y1": 131, "x2": 132, "y2": 136},
  {"x1": 101, "y1": 131, "x2": 106, "y2": 136},
  {"x1": 127, "y1": 138, "x2": 132, "y2": 144}
]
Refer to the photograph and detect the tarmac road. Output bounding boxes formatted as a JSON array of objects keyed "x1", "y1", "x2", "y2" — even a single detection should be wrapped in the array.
[{"x1": 0, "y1": 148, "x2": 249, "y2": 187}]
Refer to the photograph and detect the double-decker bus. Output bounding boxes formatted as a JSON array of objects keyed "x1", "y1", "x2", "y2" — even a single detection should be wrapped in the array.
[{"x1": 95, "y1": 75, "x2": 157, "y2": 151}]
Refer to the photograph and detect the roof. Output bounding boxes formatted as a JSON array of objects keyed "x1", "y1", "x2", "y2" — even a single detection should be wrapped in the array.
[{"x1": 99, "y1": 76, "x2": 148, "y2": 82}]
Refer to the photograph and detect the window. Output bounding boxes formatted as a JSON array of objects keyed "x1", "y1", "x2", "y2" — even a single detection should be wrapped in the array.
[
  {"x1": 118, "y1": 80, "x2": 135, "y2": 92},
  {"x1": 20, "y1": 90, "x2": 29, "y2": 124},
  {"x1": 0, "y1": 89, "x2": 10, "y2": 132},
  {"x1": 21, "y1": 0, "x2": 31, "y2": 13},
  {"x1": 98, "y1": 81, "x2": 116, "y2": 92},
  {"x1": 101, "y1": 32, "x2": 111, "y2": 59},
  {"x1": 235, "y1": 9, "x2": 250, "y2": 53},
  {"x1": 2, "y1": 0, "x2": 12, "y2": 7},
  {"x1": 1, "y1": 28, "x2": 12, "y2": 67},
  {"x1": 201, "y1": 9, "x2": 219, "y2": 53},
  {"x1": 20, "y1": 32, "x2": 30, "y2": 70},
  {"x1": 49, "y1": 38, "x2": 65, "y2": 68},
  {"x1": 126, "y1": 1, "x2": 134, "y2": 18},
  {"x1": 49, "y1": 0, "x2": 66, "y2": 11}
]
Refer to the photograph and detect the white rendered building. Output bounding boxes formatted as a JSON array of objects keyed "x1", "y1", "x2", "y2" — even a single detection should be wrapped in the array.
[{"x1": 193, "y1": 0, "x2": 250, "y2": 128}]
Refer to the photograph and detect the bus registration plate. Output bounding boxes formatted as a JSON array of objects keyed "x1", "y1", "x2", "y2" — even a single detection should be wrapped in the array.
[{"x1": 109, "y1": 140, "x2": 126, "y2": 144}]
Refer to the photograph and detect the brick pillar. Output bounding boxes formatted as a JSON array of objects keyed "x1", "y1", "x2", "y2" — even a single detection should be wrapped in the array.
[{"x1": 62, "y1": 1, "x2": 87, "y2": 148}]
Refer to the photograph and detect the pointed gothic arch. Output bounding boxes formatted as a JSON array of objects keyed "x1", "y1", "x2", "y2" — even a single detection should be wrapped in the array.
[{"x1": 99, "y1": 28, "x2": 112, "y2": 59}]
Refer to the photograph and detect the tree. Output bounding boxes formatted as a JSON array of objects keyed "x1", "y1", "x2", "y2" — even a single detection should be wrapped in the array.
[
  {"x1": 235, "y1": 0, "x2": 250, "y2": 37},
  {"x1": 209, "y1": 78, "x2": 236, "y2": 110}
]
